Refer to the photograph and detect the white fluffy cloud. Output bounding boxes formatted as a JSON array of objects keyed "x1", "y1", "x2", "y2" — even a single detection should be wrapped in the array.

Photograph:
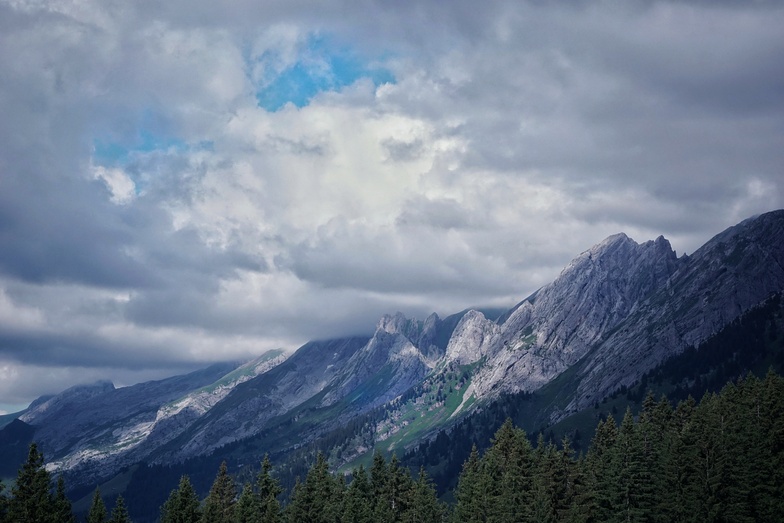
[{"x1": 0, "y1": 0, "x2": 782, "y2": 410}]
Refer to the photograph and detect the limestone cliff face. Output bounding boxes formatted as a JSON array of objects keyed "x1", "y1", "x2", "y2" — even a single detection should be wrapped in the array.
[
  {"x1": 461, "y1": 231, "x2": 682, "y2": 404},
  {"x1": 444, "y1": 310, "x2": 499, "y2": 366},
  {"x1": 10, "y1": 210, "x2": 784, "y2": 489},
  {"x1": 567, "y1": 210, "x2": 784, "y2": 414},
  {"x1": 21, "y1": 356, "x2": 284, "y2": 483}
]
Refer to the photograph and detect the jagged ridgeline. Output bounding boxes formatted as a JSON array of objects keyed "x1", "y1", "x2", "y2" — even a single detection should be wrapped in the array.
[
  {"x1": 4, "y1": 370, "x2": 782, "y2": 522},
  {"x1": 1, "y1": 210, "x2": 783, "y2": 521}
]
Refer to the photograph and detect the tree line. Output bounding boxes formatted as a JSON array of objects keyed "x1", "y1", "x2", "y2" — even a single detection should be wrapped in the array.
[
  {"x1": 1, "y1": 369, "x2": 782, "y2": 522},
  {"x1": 453, "y1": 369, "x2": 784, "y2": 522}
]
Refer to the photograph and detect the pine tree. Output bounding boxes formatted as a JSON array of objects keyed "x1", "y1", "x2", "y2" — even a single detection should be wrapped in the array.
[
  {"x1": 380, "y1": 454, "x2": 413, "y2": 521},
  {"x1": 530, "y1": 435, "x2": 557, "y2": 523},
  {"x1": 584, "y1": 414, "x2": 618, "y2": 522},
  {"x1": 370, "y1": 451, "x2": 389, "y2": 500},
  {"x1": 612, "y1": 407, "x2": 648, "y2": 523},
  {"x1": 284, "y1": 477, "x2": 307, "y2": 523},
  {"x1": 403, "y1": 467, "x2": 443, "y2": 523},
  {"x1": 8, "y1": 442, "x2": 55, "y2": 523},
  {"x1": 0, "y1": 478, "x2": 8, "y2": 523},
  {"x1": 53, "y1": 476, "x2": 76, "y2": 523},
  {"x1": 87, "y1": 488, "x2": 108, "y2": 523},
  {"x1": 284, "y1": 453, "x2": 341, "y2": 523},
  {"x1": 483, "y1": 418, "x2": 534, "y2": 522},
  {"x1": 671, "y1": 395, "x2": 698, "y2": 523},
  {"x1": 234, "y1": 484, "x2": 261, "y2": 523},
  {"x1": 342, "y1": 466, "x2": 372, "y2": 523},
  {"x1": 452, "y1": 445, "x2": 484, "y2": 523},
  {"x1": 256, "y1": 455, "x2": 282, "y2": 523},
  {"x1": 202, "y1": 461, "x2": 237, "y2": 523},
  {"x1": 110, "y1": 495, "x2": 132, "y2": 523},
  {"x1": 161, "y1": 475, "x2": 202, "y2": 523},
  {"x1": 761, "y1": 369, "x2": 784, "y2": 518}
]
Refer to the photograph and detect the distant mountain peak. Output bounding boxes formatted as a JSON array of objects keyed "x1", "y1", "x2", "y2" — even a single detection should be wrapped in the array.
[{"x1": 10, "y1": 210, "x2": 784, "y2": 497}]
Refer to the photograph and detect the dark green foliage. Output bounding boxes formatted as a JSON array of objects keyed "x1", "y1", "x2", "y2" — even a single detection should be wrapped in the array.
[
  {"x1": 0, "y1": 478, "x2": 7, "y2": 523},
  {"x1": 235, "y1": 483, "x2": 262, "y2": 523},
  {"x1": 451, "y1": 370, "x2": 784, "y2": 522},
  {"x1": 451, "y1": 445, "x2": 483, "y2": 523},
  {"x1": 87, "y1": 488, "x2": 107, "y2": 523},
  {"x1": 284, "y1": 453, "x2": 343, "y2": 523},
  {"x1": 405, "y1": 468, "x2": 444, "y2": 523},
  {"x1": 277, "y1": 451, "x2": 442, "y2": 523},
  {"x1": 161, "y1": 475, "x2": 202, "y2": 523},
  {"x1": 255, "y1": 454, "x2": 282, "y2": 523},
  {"x1": 8, "y1": 442, "x2": 55, "y2": 523},
  {"x1": 342, "y1": 466, "x2": 372, "y2": 523},
  {"x1": 201, "y1": 461, "x2": 236, "y2": 523},
  {"x1": 53, "y1": 476, "x2": 76, "y2": 523},
  {"x1": 36, "y1": 367, "x2": 780, "y2": 523},
  {"x1": 110, "y1": 495, "x2": 131, "y2": 523}
]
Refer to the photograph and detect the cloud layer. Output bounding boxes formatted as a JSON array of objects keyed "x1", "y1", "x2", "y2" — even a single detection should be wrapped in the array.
[{"x1": 1, "y1": 0, "x2": 782, "y2": 411}]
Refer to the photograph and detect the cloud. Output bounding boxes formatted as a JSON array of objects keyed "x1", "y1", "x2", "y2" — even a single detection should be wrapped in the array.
[{"x1": 0, "y1": 0, "x2": 782, "y2": 409}]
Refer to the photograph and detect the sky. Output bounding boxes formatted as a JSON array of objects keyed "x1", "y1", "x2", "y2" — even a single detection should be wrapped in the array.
[{"x1": 1, "y1": 0, "x2": 782, "y2": 413}]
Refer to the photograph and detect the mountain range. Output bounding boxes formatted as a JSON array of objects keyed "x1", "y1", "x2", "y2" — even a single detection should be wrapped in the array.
[{"x1": 2, "y1": 209, "x2": 783, "y2": 515}]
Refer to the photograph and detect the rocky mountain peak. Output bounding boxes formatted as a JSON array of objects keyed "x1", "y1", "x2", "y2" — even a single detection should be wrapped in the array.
[
  {"x1": 10, "y1": 211, "x2": 783, "y2": 496},
  {"x1": 444, "y1": 310, "x2": 498, "y2": 366},
  {"x1": 20, "y1": 380, "x2": 115, "y2": 425}
]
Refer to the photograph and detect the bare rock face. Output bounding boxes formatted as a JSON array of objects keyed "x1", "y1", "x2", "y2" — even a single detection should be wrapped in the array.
[
  {"x1": 168, "y1": 337, "x2": 368, "y2": 461},
  {"x1": 11, "y1": 210, "x2": 784, "y2": 490},
  {"x1": 567, "y1": 210, "x2": 784, "y2": 414},
  {"x1": 462, "y1": 231, "x2": 682, "y2": 403},
  {"x1": 444, "y1": 310, "x2": 498, "y2": 366},
  {"x1": 165, "y1": 312, "x2": 459, "y2": 462},
  {"x1": 25, "y1": 356, "x2": 284, "y2": 483}
]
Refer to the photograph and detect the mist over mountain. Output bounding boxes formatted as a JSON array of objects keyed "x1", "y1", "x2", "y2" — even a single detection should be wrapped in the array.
[{"x1": 2, "y1": 210, "x2": 783, "y2": 517}]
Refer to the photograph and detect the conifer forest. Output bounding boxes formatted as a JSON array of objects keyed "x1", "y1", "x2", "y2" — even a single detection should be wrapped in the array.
[{"x1": 1, "y1": 369, "x2": 782, "y2": 522}]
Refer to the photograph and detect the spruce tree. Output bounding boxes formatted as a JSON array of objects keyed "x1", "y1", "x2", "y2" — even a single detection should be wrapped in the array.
[
  {"x1": 235, "y1": 483, "x2": 262, "y2": 523},
  {"x1": 380, "y1": 454, "x2": 413, "y2": 521},
  {"x1": 161, "y1": 475, "x2": 202, "y2": 523},
  {"x1": 109, "y1": 495, "x2": 131, "y2": 523},
  {"x1": 370, "y1": 451, "x2": 389, "y2": 500},
  {"x1": 584, "y1": 414, "x2": 618, "y2": 522},
  {"x1": 284, "y1": 453, "x2": 341, "y2": 523},
  {"x1": 483, "y1": 418, "x2": 534, "y2": 522},
  {"x1": 8, "y1": 442, "x2": 55, "y2": 523},
  {"x1": 403, "y1": 467, "x2": 443, "y2": 523},
  {"x1": 530, "y1": 435, "x2": 557, "y2": 523},
  {"x1": 256, "y1": 455, "x2": 282, "y2": 523},
  {"x1": 201, "y1": 461, "x2": 237, "y2": 523},
  {"x1": 452, "y1": 445, "x2": 484, "y2": 523},
  {"x1": 342, "y1": 466, "x2": 372, "y2": 523},
  {"x1": 370, "y1": 452, "x2": 395, "y2": 523},
  {"x1": 671, "y1": 395, "x2": 698, "y2": 523},
  {"x1": 284, "y1": 478, "x2": 307, "y2": 523},
  {"x1": 612, "y1": 407, "x2": 648, "y2": 523},
  {"x1": 53, "y1": 476, "x2": 76, "y2": 523},
  {"x1": 761, "y1": 369, "x2": 784, "y2": 519},
  {"x1": 87, "y1": 488, "x2": 108, "y2": 523},
  {"x1": 0, "y1": 478, "x2": 7, "y2": 523}
]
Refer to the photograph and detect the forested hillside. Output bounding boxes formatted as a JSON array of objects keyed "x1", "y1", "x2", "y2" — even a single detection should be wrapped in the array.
[
  {"x1": 2, "y1": 369, "x2": 782, "y2": 522},
  {"x1": 452, "y1": 370, "x2": 784, "y2": 522}
]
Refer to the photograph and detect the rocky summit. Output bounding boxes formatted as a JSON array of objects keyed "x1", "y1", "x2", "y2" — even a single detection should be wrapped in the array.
[{"x1": 4, "y1": 210, "x2": 783, "y2": 490}]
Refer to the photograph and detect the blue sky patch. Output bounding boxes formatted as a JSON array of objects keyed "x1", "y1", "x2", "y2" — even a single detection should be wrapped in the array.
[
  {"x1": 90, "y1": 108, "x2": 213, "y2": 167},
  {"x1": 92, "y1": 132, "x2": 214, "y2": 170},
  {"x1": 255, "y1": 35, "x2": 395, "y2": 111},
  {"x1": 93, "y1": 131, "x2": 189, "y2": 167}
]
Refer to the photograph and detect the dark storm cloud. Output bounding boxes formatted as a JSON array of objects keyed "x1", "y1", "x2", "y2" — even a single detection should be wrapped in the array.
[{"x1": 0, "y1": 0, "x2": 782, "y2": 409}]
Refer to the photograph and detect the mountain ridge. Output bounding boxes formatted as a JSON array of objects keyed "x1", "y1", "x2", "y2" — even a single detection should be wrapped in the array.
[{"x1": 4, "y1": 209, "x2": 783, "y2": 496}]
